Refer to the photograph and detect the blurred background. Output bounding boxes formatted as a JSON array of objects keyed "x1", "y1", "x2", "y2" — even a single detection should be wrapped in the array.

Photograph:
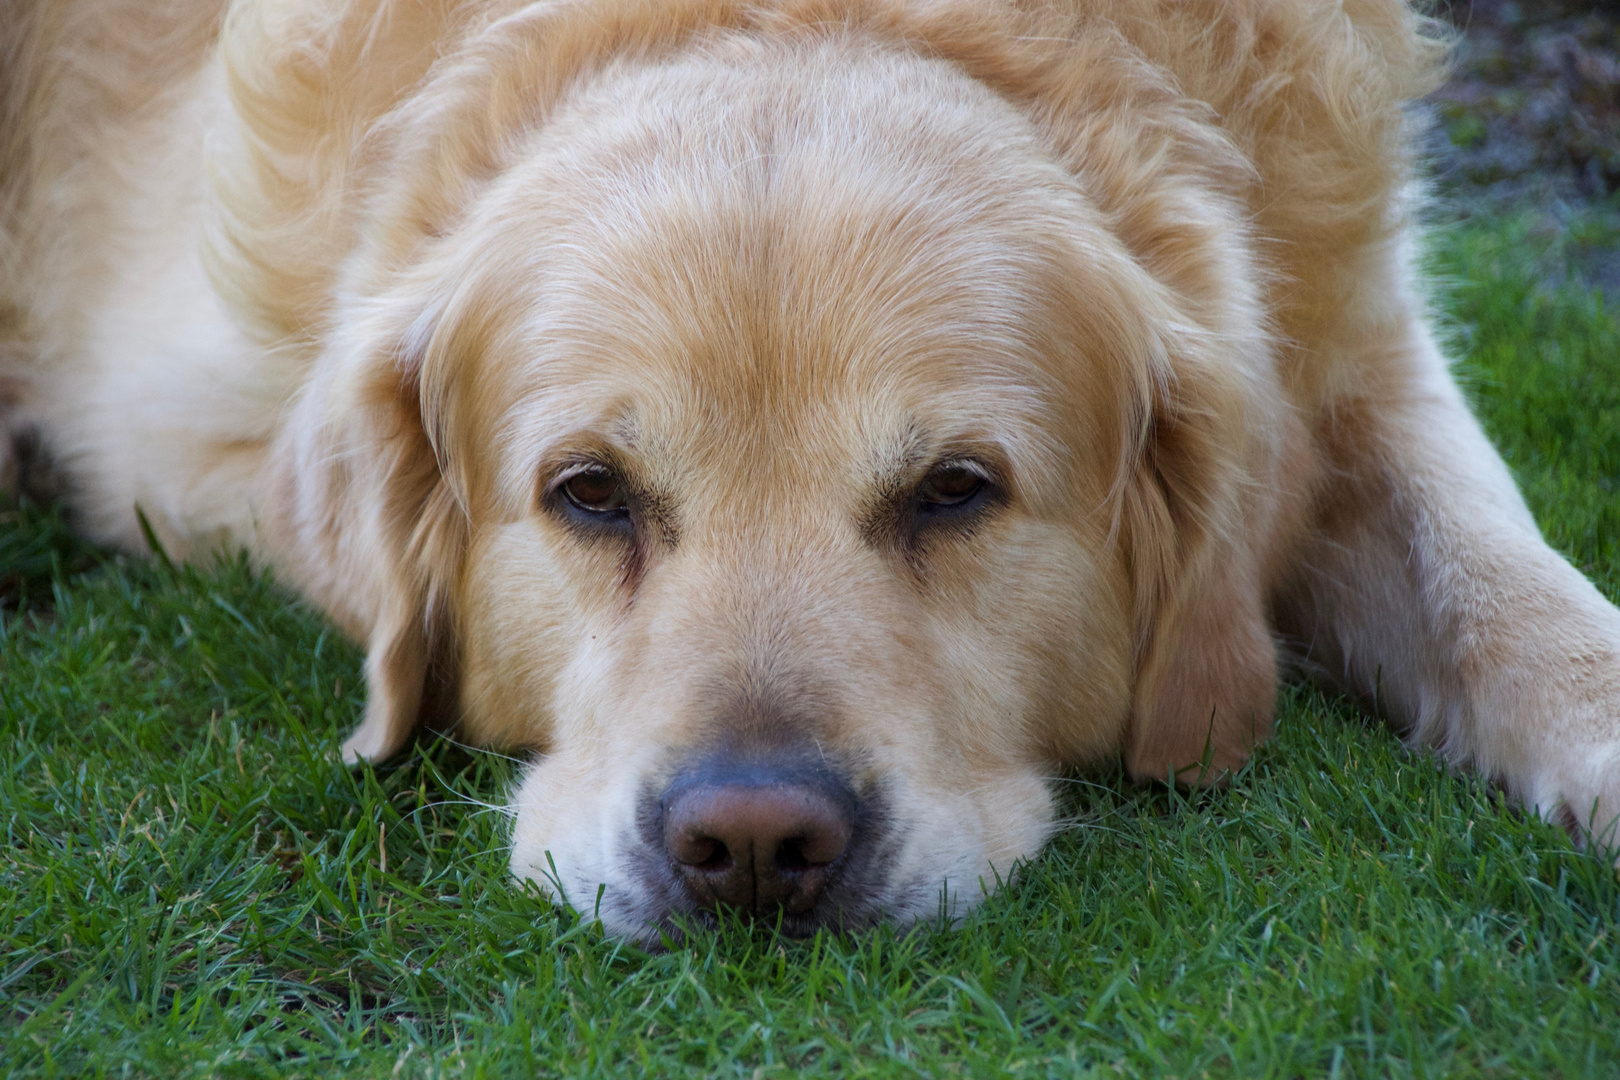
[{"x1": 1430, "y1": 0, "x2": 1620, "y2": 291}]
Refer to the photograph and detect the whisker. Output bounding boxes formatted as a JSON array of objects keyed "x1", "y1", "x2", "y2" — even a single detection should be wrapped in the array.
[
  {"x1": 1047, "y1": 810, "x2": 1134, "y2": 833},
  {"x1": 405, "y1": 796, "x2": 517, "y2": 820},
  {"x1": 430, "y1": 732, "x2": 536, "y2": 768},
  {"x1": 1040, "y1": 774, "x2": 1129, "y2": 794}
]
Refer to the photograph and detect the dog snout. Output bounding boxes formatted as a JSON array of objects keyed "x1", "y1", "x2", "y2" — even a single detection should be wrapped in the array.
[{"x1": 660, "y1": 761, "x2": 856, "y2": 916}]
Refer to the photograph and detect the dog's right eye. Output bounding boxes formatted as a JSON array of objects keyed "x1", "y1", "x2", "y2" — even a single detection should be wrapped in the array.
[
  {"x1": 560, "y1": 467, "x2": 628, "y2": 515},
  {"x1": 917, "y1": 463, "x2": 987, "y2": 509}
]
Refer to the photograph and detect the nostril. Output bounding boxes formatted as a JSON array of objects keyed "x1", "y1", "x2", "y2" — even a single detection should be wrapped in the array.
[
  {"x1": 773, "y1": 835, "x2": 829, "y2": 874},
  {"x1": 672, "y1": 832, "x2": 733, "y2": 873},
  {"x1": 775, "y1": 838, "x2": 807, "y2": 873},
  {"x1": 696, "y1": 847, "x2": 732, "y2": 874},
  {"x1": 788, "y1": 823, "x2": 850, "y2": 866}
]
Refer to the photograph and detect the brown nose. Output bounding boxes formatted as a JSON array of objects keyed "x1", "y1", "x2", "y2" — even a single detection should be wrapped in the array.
[{"x1": 662, "y1": 776, "x2": 854, "y2": 915}]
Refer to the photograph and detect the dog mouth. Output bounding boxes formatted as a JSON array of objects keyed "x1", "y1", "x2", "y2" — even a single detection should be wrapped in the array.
[{"x1": 621, "y1": 749, "x2": 904, "y2": 940}]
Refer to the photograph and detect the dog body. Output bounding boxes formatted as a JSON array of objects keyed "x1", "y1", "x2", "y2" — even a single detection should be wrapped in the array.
[{"x1": 5, "y1": 0, "x2": 1619, "y2": 939}]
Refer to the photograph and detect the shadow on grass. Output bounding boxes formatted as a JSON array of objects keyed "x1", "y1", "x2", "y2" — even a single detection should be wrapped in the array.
[{"x1": 0, "y1": 494, "x2": 106, "y2": 615}]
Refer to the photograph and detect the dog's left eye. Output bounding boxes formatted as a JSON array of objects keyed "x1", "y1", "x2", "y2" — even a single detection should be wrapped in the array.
[
  {"x1": 560, "y1": 467, "x2": 628, "y2": 514},
  {"x1": 917, "y1": 463, "x2": 987, "y2": 509}
]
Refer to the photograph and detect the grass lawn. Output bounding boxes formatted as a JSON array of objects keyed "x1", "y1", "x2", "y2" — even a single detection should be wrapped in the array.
[{"x1": 3, "y1": 204, "x2": 1619, "y2": 1078}]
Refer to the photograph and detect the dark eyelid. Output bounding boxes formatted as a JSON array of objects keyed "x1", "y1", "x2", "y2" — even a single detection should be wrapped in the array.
[
  {"x1": 548, "y1": 460, "x2": 616, "y2": 496},
  {"x1": 932, "y1": 458, "x2": 992, "y2": 481}
]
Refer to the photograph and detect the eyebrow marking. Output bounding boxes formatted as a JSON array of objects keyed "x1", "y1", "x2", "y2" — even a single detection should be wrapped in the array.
[{"x1": 869, "y1": 421, "x2": 929, "y2": 499}]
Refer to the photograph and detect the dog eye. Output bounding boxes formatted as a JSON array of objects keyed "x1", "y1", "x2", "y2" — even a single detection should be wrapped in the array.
[
  {"x1": 561, "y1": 467, "x2": 628, "y2": 514},
  {"x1": 917, "y1": 463, "x2": 987, "y2": 509}
]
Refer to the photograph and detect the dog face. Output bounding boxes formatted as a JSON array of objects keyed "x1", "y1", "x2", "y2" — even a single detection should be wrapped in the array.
[
  {"x1": 275, "y1": 27, "x2": 1281, "y2": 941},
  {"x1": 450, "y1": 49, "x2": 1140, "y2": 937}
]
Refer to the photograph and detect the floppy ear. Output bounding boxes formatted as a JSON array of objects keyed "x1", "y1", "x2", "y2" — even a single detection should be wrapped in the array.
[
  {"x1": 267, "y1": 300, "x2": 467, "y2": 764},
  {"x1": 1118, "y1": 343, "x2": 1279, "y2": 786}
]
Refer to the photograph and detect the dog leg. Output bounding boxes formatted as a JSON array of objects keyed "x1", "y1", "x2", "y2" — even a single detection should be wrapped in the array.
[{"x1": 1279, "y1": 310, "x2": 1620, "y2": 850}]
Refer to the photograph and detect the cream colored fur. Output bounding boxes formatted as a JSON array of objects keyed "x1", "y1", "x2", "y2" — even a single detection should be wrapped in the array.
[{"x1": 4, "y1": 0, "x2": 1618, "y2": 938}]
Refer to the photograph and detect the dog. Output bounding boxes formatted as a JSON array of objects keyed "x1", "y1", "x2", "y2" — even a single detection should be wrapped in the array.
[{"x1": 5, "y1": 0, "x2": 1620, "y2": 942}]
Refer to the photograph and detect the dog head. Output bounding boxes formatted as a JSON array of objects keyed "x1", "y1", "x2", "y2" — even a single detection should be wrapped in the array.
[{"x1": 263, "y1": 6, "x2": 1286, "y2": 941}]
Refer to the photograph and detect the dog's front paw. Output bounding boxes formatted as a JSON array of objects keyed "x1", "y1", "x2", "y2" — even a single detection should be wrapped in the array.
[
  {"x1": 339, "y1": 716, "x2": 403, "y2": 765},
  {"x1": 1524, "y1": 738, "x2": 1620, "y2": 858}
]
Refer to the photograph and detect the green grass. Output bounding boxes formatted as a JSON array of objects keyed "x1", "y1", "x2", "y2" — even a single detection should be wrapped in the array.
[{"x1": 3, "y1": 206, "x2": 1619, "y2": 1078}]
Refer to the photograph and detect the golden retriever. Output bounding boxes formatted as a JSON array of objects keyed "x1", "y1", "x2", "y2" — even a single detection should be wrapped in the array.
[{"x1": 5, "y1": 0, "x2": 1619, "y2": 940}]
